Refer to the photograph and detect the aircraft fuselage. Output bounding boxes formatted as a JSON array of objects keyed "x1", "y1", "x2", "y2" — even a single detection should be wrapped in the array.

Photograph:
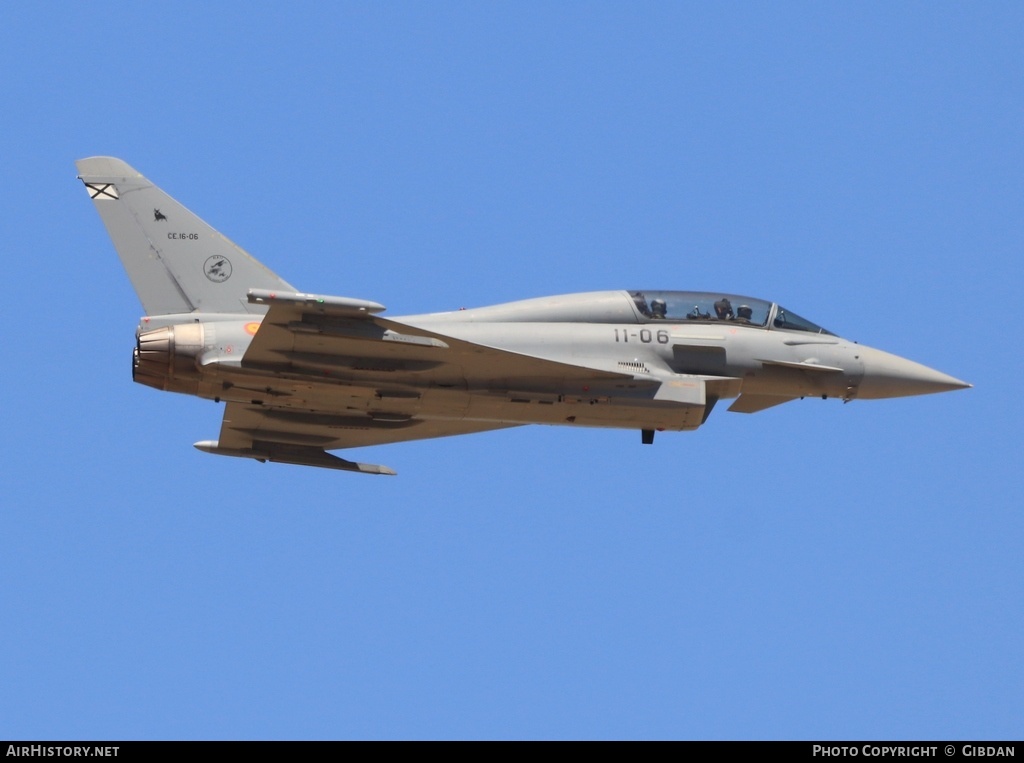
[{"x1": 133, "y1": 289, "x2": 966, "y2": 445}]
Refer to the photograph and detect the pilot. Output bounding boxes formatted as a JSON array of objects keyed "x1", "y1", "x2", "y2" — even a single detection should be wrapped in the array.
[
  {"x1": 714, "y1": 297, "x2": 734, "y2": 320},
  {"x1": 651, "y1": 299, "x2": 667, "y2": 319},
  {"x1": 735, "y1": 304, "x2": 753, "y2": 324}
]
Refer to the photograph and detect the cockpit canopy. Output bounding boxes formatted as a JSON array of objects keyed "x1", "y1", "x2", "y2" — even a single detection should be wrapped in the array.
[{"x1": 630, "y1": 291, "x2": 834, "y2": 335}]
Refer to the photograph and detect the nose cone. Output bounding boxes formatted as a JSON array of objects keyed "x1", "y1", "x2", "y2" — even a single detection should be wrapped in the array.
[{"x1": 857, "y1": 345, "x2": 971, "y2": 399}]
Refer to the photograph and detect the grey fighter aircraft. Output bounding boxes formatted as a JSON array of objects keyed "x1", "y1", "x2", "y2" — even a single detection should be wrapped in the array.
[{"x1": 77, "y1": 157, "x2": 970, "y2": 475}]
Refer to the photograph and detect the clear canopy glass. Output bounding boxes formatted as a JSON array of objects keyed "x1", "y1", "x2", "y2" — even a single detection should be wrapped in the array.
[
  {"x1": 772, "y1": 306, "x2": 833, "y2": 335},
  {"x1": 629, "y1": 291, "x2": 833, "y2": 335}
]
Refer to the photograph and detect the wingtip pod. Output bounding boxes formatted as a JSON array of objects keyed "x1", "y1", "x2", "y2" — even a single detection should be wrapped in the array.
[
  {"x1": 248, "y1": 289, "x2": 386, "y2": 315},
  {"x1": 194, "y1": 440, "x2": 397, "y2": 475}
]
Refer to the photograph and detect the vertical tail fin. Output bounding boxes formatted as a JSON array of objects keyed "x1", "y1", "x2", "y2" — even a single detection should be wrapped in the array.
[{"x1": 76, "y1": 156, "x2": 294, "y2": 315}]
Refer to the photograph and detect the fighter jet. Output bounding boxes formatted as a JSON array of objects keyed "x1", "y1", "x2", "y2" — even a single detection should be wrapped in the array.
[{"x1": 77, "y1": 157, "x2": 970, "y2": 475}]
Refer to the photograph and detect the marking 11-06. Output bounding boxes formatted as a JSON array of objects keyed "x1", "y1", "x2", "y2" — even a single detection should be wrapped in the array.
[{"x1": 614, "y1": 328, "x2": 669, "y2": 344}]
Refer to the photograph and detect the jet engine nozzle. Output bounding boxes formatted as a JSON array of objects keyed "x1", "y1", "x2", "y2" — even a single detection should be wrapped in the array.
[{"x1": 133, "y1": 323, "x2": 205, "y2": 392}]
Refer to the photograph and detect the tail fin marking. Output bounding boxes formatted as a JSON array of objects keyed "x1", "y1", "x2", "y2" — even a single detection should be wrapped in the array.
[{"x1": 76, "y1": 156, "x2": 294, "y2": 316}]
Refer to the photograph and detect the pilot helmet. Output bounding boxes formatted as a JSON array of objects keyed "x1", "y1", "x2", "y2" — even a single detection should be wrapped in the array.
[
  {"x1": 651, "y1": 299, "x2": 667, "y2": 317},
  {"x1": 737, "y1": 304, "x2": 753, "y2": 319}
]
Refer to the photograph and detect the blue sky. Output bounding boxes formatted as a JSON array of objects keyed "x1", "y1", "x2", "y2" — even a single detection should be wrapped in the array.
[{"x1": 1, "y1": 2, "x2": 1020, "y2": 740}]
